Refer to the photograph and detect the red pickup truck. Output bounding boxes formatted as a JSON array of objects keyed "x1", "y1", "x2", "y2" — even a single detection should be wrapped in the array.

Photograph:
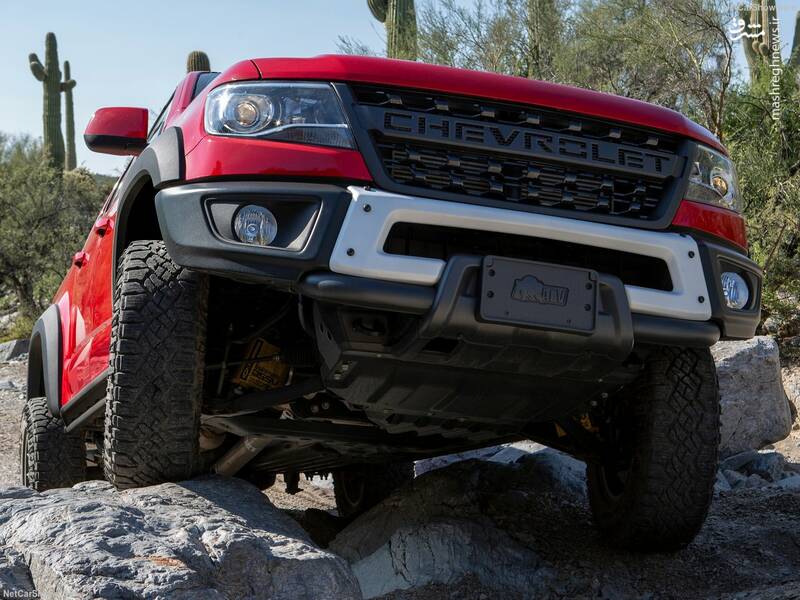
[{"x1": 21, "y1": 55, "x2": 761, "y2": 551}]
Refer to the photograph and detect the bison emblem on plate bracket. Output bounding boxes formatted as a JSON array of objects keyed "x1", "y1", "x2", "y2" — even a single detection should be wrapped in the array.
[{"x1": 511, "y1": 275, "x2": 569, "y2": 306}]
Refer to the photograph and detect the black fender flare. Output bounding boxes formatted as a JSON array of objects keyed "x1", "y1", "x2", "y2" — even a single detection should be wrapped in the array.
[
  {"x1": 111, "y1": 126, "x2": 185, "y2": 271},
  {"x1": 27, "y1": 305, "x2": 62, "y2": 417}
]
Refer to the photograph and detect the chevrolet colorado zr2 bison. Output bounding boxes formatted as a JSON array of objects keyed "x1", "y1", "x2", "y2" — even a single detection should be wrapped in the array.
[{"x1": 20, "y1": 55, "x2": 761, "y2": 551}]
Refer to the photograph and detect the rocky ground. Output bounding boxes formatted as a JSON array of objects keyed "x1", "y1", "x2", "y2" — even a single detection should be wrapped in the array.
[
  {"x1": 1, "y1": 351, "x2": 800, "y2": 599},
  {"x1": 0, "y1": 359, "x2": 25, "y2": 487}
]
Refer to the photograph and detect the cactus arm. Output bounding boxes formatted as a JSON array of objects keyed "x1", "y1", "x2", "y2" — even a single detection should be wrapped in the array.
[
  {"x1": 63, "y1": 60, "x2": 76, "y2": 171},
  {"x1": 29, "y1": 54, "x2": 46, "y2": 81},
  {"x1": 758, "y1": 0, "x2": 776, "y2": 56},
  {"x1": 368, "y1": 0, "x2": 387, "y2": 22},
  {"x1": 739, "y1": 3, "x2": 771, "y2": 81}
]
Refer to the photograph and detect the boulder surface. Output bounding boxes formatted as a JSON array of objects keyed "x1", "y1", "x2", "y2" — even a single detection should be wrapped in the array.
[
  {"x1": 0, "y1": 477, "x2": 360, "y2": 600},
  {"x1": 711, "y1": 336, "x2": 793, "y2": 457},
  {"x1": 332, "y1": 451, "x2": 586, "y2": 599},
  {"x1": 333, "y1": 448, "x2": 800, "y2": 600},
  {"x1": 0, "y1": 339, "x2": 27, "y2": 362}
]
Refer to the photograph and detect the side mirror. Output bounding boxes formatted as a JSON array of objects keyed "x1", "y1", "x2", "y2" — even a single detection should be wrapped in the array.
[{"x1": 84, "y1": 107, "x2": 148, "y2": 156}]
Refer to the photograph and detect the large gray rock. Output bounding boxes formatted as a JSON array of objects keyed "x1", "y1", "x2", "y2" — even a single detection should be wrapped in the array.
[
  {"x1": 332, "y1": 451, "x2": 586, "y2": 599},
  {"x1": 416, "y1": 443, "x2": 586, "y2": 500},
  {"x1": 414, "y1": 441, "x2": 544, "y2": 476},
  {"x1": 782, "y1": 365, "x2": 800, "y2": 422},
  {"x1": 0, "y1": 477, "x2": 360, "y2": 599},
  {"x1": 0, "y1": 339, "x2": 28, "y2": 362},
  {"x1": 712, "y1": 336, "x2": 792, "y2": 458}
]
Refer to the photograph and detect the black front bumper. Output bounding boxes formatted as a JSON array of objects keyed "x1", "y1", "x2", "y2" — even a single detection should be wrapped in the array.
[
  {"x1": 155, "y1": 181, "x2": 351, "y2": 287},
  {"x1": 298, "y1": 255, "x2": 722, "y2": 350},
  {"x1": 155, "y1": 181, "x2": 762, "y2": 347}
]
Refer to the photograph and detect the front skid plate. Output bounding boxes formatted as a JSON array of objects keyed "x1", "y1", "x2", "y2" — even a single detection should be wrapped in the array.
[{"x1": 203, "y1": 413, "x2": 521, "y2": 472}]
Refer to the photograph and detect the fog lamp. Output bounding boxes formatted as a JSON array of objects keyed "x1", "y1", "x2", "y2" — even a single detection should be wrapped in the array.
[
  {"x1": 721, "y1": 272, "x2": 749, "y2": 310},
  {"x1": 234, "y1": 205, "x2": 277, "y2": 246}
]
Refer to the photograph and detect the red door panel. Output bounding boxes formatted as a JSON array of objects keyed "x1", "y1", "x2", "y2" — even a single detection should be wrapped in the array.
[{"x1": 57, "y1": 188, "x2": 119, "y2": 407}]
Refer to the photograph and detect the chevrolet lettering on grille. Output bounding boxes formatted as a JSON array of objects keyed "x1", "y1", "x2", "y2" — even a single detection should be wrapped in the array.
[{"x1": 366, "y1": 107, "x2": 680, "y2": 179}]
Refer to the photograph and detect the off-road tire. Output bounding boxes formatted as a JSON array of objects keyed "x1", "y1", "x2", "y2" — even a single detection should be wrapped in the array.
[
  {"x1": 20, "y1": 397, "x2": 86, "y2": 491},
  {"x1": 586, "y1": 346, "x2": 720, "y2": 552},
  {"x1": 334, "y1": 461, "x2": 414, "y2": 518},
  {"x1": 103, "y1": 240, "x2": 208, "y2": 489}
]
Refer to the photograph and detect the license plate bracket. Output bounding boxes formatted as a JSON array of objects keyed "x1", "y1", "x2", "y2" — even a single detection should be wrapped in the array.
[{"x1": 479, "y1": 256, "x2": 597, "y2": 333}]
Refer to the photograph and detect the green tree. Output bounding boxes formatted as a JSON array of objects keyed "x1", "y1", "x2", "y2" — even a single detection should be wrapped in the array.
[
  {"x1": 726, "y1": 66, "x2": 800, "y2": 331},
  {"x1": 558, "y1": 0, "x2": 734, "y2": 138},
  {"x1": 0, "y1": 135, "x2": 107, "y2": 320},
  {"x1": 404, "y1": 0, "x2": 733, "y2": 137},
  {"x1": 415, "y1": 0, "x2": 568, "y2": 79}
]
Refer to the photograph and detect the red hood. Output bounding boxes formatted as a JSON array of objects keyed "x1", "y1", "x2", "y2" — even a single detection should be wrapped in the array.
[{"x1": 245, "y1": 55, "x2": 723, "y2": 154}]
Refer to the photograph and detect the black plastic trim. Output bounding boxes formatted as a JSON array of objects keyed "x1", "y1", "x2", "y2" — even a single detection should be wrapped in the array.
[
  {"x1": 697, "y1": 238, "x2": 762, "y2": 339},
  {"x1": 62, "y1": 367, "x2": 110, "y2": 431},
  {"x1": 335, "y1": 83, "x2": 695, "y2": 231},
  {"x1": 111, "y1": 126, "x2": 186, "y2": 273},
  {"x1": 419, "y1": 255, "x2": 633, "y2": 359},
  {"x1": 27, "y1": 305, "x2": 62, "y2": 417},
  {"x1": 297, "y1": 272, "x2": 435, "y2": 314},
  {"x1": 84, "y1": 135, "x2": 147, "y2": 156},
  {"x1": 138, "y1": 126, "x2": 185, "y2": 186},
  {"x1": 298, "y1": 266, "x2": 721, "y2": 348},
  {"x1": 155, "y1": 182, "x2": 351, "y2": 285},
  {"x1": 631, "y1": 314, "x2": 720, "y2": 347}
]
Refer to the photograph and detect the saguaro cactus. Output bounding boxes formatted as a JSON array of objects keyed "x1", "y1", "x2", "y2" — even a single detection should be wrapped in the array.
[
  {"x1": 186, "y1": 51, "x2": 211, "y2": 72},
  {"x1": 29, "y1": 33, "x2": 65, "y2": 169},
  {"x1": 739, "y1": 0, "x2": 776, "y2": 78},
  {"x1": 62, "y1": 60, "x2": 77, "y2": 171},
  {"x1": 790, "y1": 10, "x2": 800, "y2": 67},
  {"x1": 739, "y1": 2, "x2": 800, "y2": 78},
  {"x1": 368, "y1": 0, "x2": 417, "y2": 60}
]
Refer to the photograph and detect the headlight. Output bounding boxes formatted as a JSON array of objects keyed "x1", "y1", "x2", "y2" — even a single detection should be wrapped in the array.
[
  {"x1": 205, "y1": 82, "x2": 355, "y2": 149},
  {"x1": 685, "y1": 145, "x2": 740, "y2": 212}
]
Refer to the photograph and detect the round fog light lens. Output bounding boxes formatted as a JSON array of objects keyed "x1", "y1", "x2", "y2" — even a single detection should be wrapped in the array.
[
  {"x1": 721, "y1": 272, "x2": 749, "y2": 310},
  {"x1": 234, "y1": 205, "x2": 277, "y2": 246}
]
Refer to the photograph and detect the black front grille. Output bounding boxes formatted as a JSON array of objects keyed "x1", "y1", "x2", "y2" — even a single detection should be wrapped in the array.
[
  {"x1": 376, "y1": 139, "x2": 667, "y2": 216},
  {"x1": 351, "y1": 85, "x2": 688, "y2": 223}
]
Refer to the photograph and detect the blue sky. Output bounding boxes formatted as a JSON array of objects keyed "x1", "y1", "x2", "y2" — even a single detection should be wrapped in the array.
[
  {"x1": 1, "y1": 1, "x2": 799, "y2": 175},
  {"x1": 0, "y1": 1, "x2": 385, "y2": 174}
]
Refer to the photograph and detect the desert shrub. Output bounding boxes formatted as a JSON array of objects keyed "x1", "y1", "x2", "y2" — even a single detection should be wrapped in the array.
[{"x1": 0, "y1": 134, "x2": 108, "y2": 325}]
